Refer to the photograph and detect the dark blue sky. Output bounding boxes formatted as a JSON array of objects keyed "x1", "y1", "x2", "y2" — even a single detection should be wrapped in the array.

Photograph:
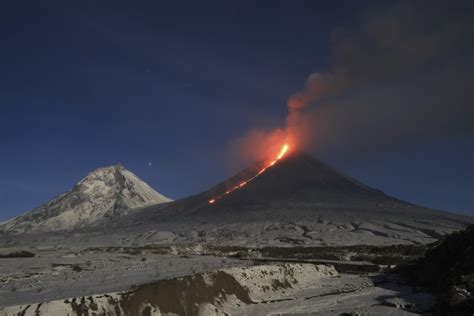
[{"x1": 1, "y1": 1, "x2": 473, "y2": 221}]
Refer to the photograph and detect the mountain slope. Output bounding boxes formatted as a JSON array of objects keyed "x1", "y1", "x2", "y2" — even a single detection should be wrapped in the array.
[
  {"x1": 0, "y1": 164, "x2": 171, "y2": 234},
  {"x1": 116, "y1": 152, "x2": 473, "y2": 246}
]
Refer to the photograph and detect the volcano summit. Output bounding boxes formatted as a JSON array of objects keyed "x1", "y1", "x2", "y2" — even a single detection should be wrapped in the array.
[{"x1": 109, "y1": 152, "x2": 473, "y2": 247}]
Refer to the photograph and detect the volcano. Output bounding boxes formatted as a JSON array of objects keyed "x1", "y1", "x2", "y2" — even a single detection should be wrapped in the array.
[{"x1": 118, "y1": 152, "x2": 473, "y2": 246}]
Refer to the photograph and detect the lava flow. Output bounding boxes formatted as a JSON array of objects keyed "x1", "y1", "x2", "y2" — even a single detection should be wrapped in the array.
[{"x1": 209, "y1": 143, "x2": 289, "y2": 204}]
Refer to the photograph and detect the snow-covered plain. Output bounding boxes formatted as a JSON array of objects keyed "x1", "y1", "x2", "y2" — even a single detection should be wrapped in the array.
[
  {"x1": 1, "y1": 260, "x2": 433, "y2": 315},
  {"x1": 0, "y1": 247, "x2": 246, "y2": 308}
]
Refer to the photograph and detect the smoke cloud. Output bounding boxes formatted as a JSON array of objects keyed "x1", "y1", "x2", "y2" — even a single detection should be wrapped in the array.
[{"x1": 234, "y1": 0, "x2": 473, "y2": 161}]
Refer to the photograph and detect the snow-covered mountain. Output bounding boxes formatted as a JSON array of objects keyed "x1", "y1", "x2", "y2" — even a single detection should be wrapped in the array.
[
  {"x1": 0, "y1": 164, "x2": 171, "y2": 234},
  {"x1": 113, "y1": 152, "x2": 473, "y2": 246},
  {"x1": 2, "y1": 153, "x2": 472, "y2": 247}
]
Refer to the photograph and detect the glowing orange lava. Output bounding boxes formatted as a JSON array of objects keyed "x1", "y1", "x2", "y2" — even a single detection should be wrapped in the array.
[{"x1": 208, "y1": 143, "x2": 290, "y2": 204}]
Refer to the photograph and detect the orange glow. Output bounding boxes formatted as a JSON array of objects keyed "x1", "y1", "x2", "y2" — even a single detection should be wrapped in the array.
[
  {"x1": 277, "y1": 143, "x2": 289, "y2": 159},
  {"x1": 208, "y1": 143, "x2": 290, "y2": 204}
]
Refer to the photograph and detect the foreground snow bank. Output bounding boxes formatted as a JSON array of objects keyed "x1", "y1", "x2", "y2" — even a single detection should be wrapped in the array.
[{"x1": 1, "y1": 263, "x2": 337, "y2": 316}]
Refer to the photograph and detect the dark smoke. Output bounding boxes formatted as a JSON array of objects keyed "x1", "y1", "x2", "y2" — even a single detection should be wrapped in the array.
[
  {"x1": 231, "y1": 1, "x2": 473, "y2": 165},
  {"x1": 287, "y1": 0, "x2": 474, "y2": 155}
]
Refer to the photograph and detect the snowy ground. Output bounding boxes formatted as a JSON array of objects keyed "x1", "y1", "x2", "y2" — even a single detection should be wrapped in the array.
[
  {"x1": 0, "y1": 247, "x2": 246, "y2": 308},
  {"x1": 1, "y1": 260, "x2": 433, "y2": 315},
  {"x1": 223, "y1": 273, "x2": 433, "y2": 315}
]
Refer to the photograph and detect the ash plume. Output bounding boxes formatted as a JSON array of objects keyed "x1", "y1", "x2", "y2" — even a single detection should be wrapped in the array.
[{"x1": 234, "y1": 0, "x2": 473, "y2": 161}]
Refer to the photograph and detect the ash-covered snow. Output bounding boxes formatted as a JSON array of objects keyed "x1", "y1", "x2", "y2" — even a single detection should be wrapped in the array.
[
  {"x1": 0, "y1": 247, "x2": 245, "y2": 308},
  {"x1": 0, "y1": 164, "x2": 171, "y2": 234},
  {"x1": 1, "y1": 262, "x2": 434, "y2": 315}
]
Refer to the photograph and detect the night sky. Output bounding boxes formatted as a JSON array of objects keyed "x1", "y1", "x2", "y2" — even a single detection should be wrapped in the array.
[{"x1": 1, "y1": 1, "x2": 473, "y2": 221}]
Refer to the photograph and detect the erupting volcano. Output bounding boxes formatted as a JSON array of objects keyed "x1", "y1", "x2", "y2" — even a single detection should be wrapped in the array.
[{"x1": 209, "y1": 143, "x2": 290, "y2": 204}]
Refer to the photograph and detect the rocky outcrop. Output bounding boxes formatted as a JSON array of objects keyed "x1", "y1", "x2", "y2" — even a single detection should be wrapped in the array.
[{"x1": 400, "y1": 224, "x2": 474, "y2": 315}]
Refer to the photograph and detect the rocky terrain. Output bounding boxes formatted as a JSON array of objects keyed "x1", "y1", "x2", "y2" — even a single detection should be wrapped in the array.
[{"x1": 399, "y1": 224, "x2": 474, "y2": 315}]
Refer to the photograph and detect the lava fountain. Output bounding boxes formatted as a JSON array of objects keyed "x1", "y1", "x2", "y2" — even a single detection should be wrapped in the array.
[{"x1": 209, "y1": 143, "x2": 290, "y2": 204}]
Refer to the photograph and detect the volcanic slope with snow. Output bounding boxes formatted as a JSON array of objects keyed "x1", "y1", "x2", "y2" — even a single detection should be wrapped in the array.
[
  {"x1": 112, "y1": 152, "x2": 473, "y2": 246},
  {"x1": 0, "y1": 164, "x2": 171, "y2": 234}
]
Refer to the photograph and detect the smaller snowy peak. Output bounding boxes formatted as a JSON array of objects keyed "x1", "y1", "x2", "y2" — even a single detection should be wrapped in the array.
[
  {"x1": 74, "y1": 163, "x2": 171, "y2": 210},
  {"x1": 0, "y1": 164, "x2": 172, "y2": 234}
]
